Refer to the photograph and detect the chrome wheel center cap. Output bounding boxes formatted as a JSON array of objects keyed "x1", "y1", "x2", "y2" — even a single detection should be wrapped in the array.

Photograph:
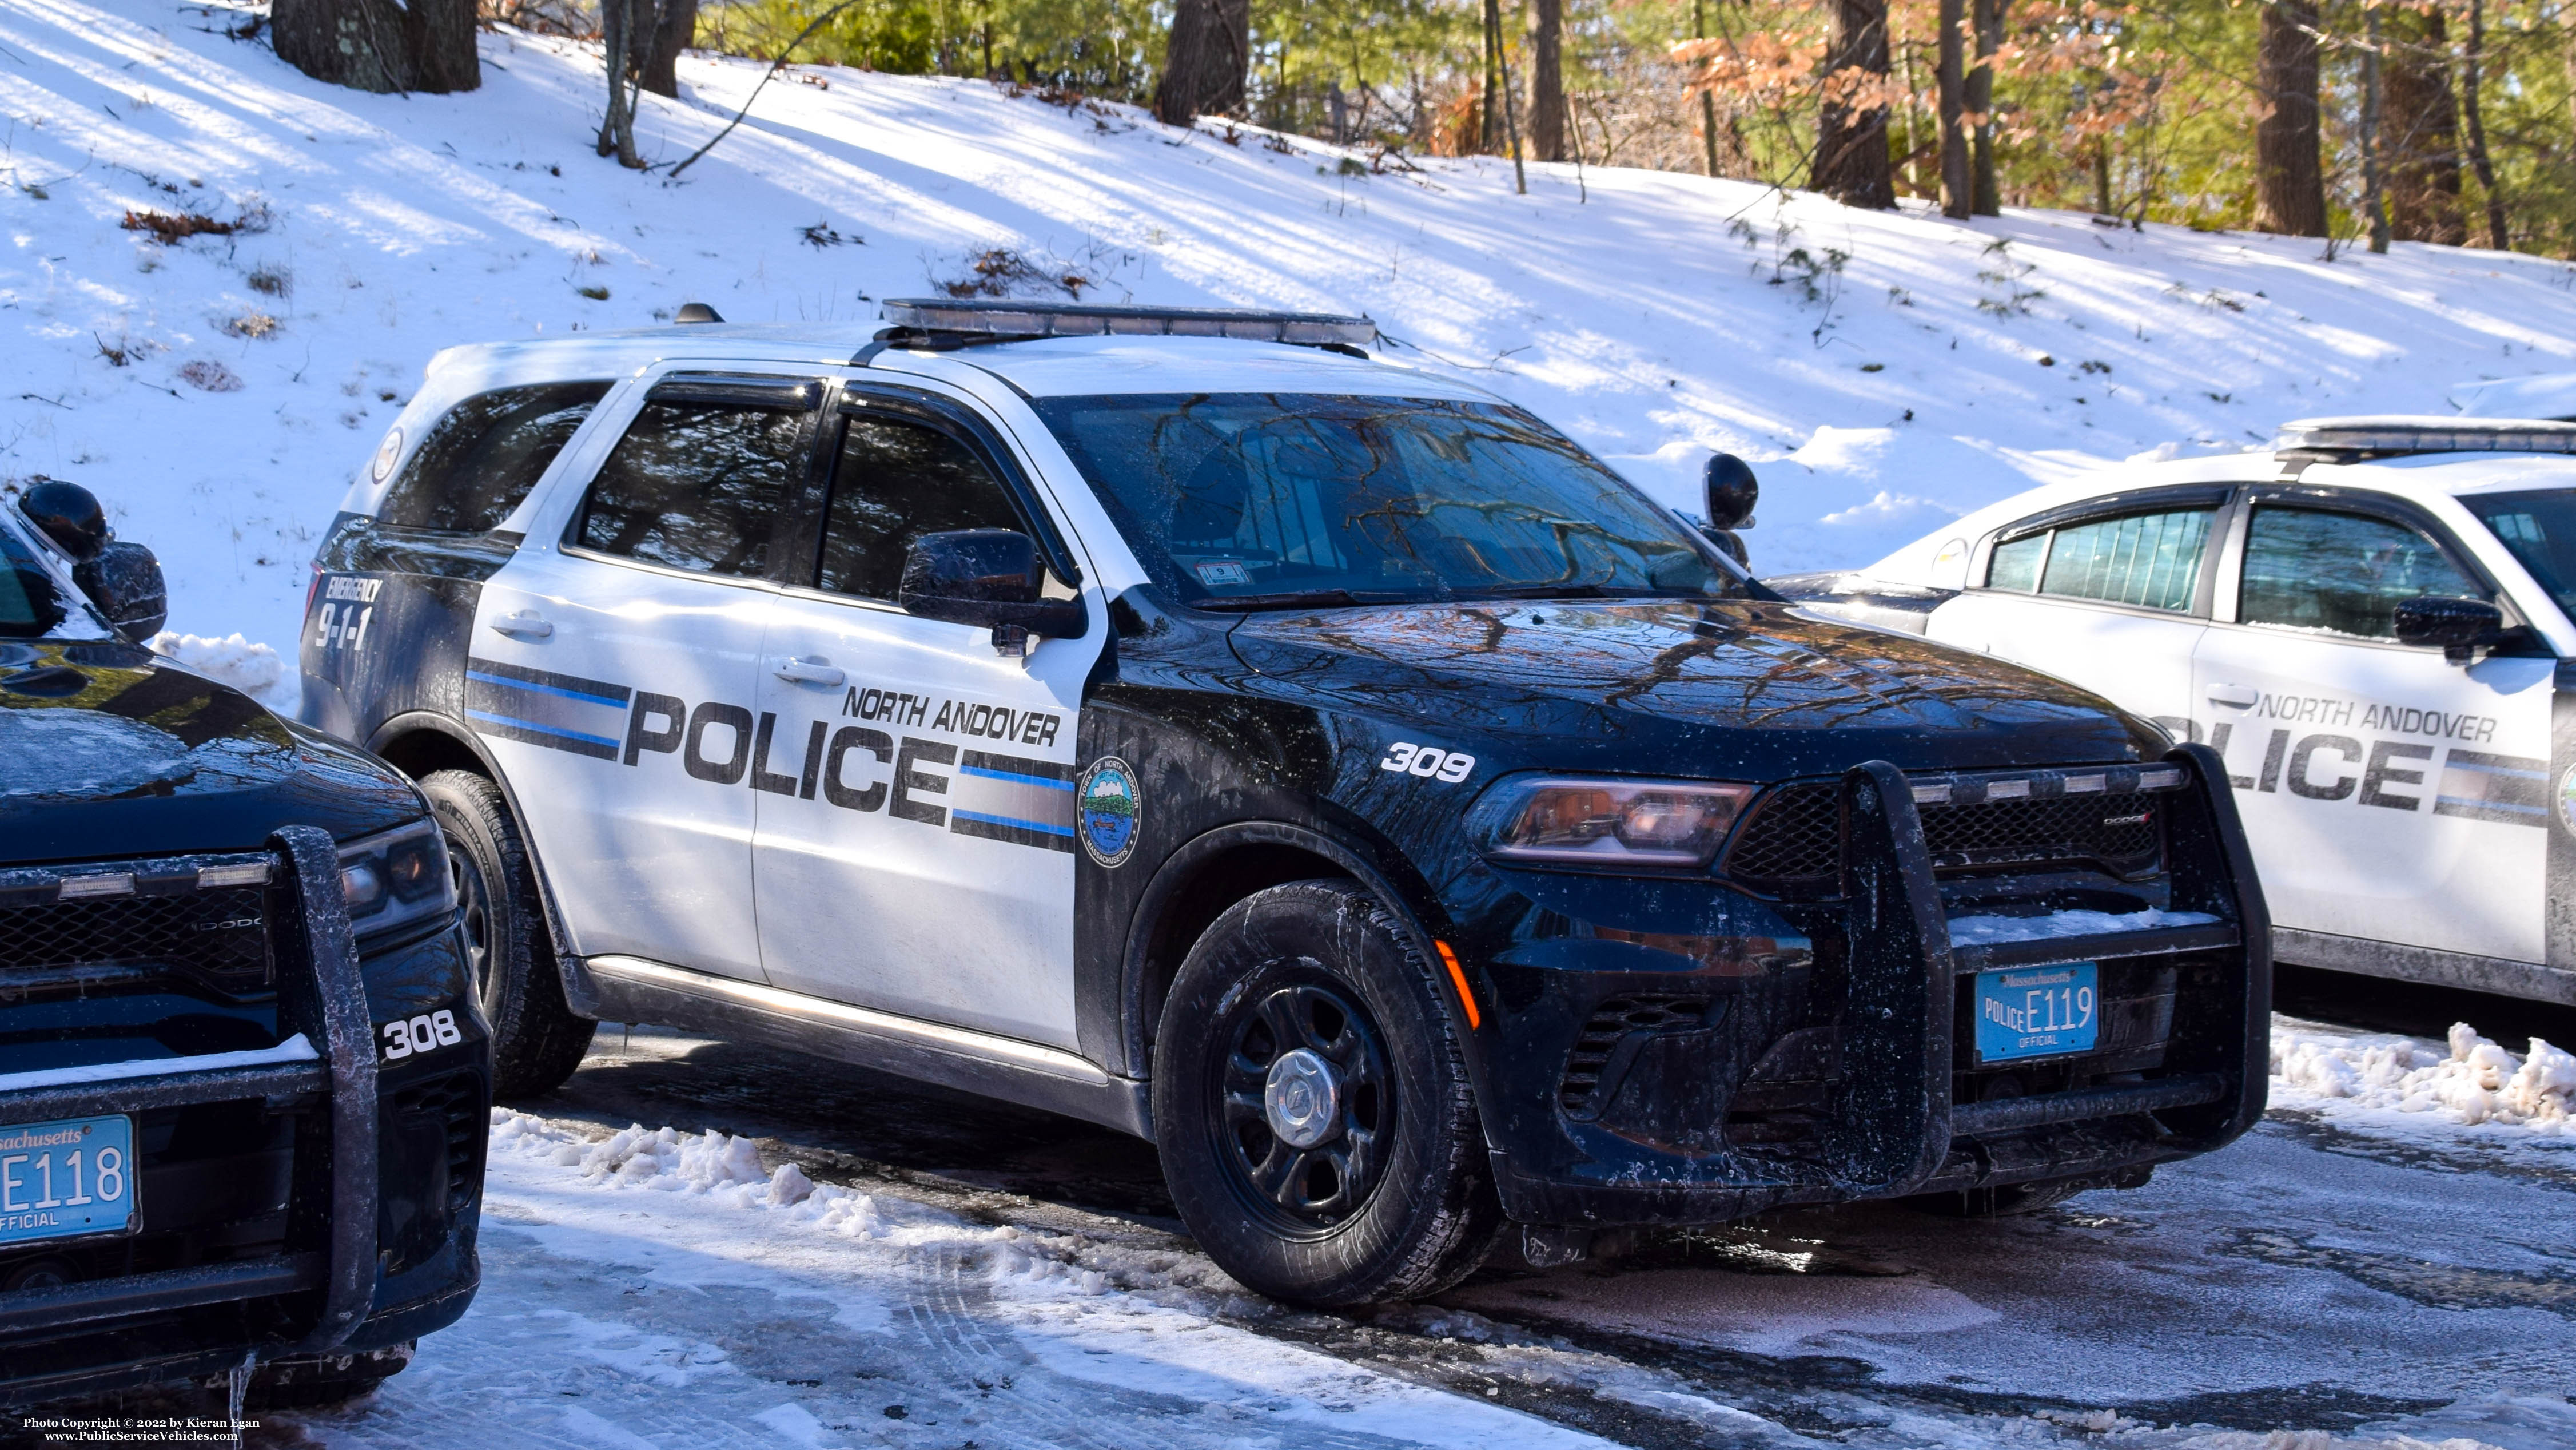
[{"x1": 1263, "y1": 1048, "x2": 1341, "y2": 1150}]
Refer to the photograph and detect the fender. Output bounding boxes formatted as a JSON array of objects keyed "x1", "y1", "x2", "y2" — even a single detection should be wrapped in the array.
[{"x1": 365, "y1": 710, "x2": 597, "y2": 1016}]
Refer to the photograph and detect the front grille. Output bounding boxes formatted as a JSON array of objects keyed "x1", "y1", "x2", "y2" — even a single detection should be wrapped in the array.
[
  {"x1": 1723, "y1": 781, "x2": 2163, "y2": 891},
  {"x1": 0, "y1": 884, "x2": 273, "y2": 994},
  {"x1": 1558, "y1": 997, "x2": 1707, "y2": 1117}
]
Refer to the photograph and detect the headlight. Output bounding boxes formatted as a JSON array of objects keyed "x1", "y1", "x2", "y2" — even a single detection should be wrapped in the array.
[
  {"x1": 1466, "y1": 776, "x2": 1757, "y2": 868},
  {"x1": 338, "y1": 819, "x2": 457, "y2": 937}
]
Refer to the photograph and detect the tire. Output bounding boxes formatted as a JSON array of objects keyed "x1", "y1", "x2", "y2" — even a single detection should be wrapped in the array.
[
  {"x1": 1152, "y1": 880, "x2": 1502, "y2": 1306},
  {"x1": 419, "y1": 769, "x2": 595, "y2": 1097},
  {"x1": 245, "y1": 1344, "x2": 412, "y2": 1409},
  {"x1": 1904, "y1": 1178, "x2": 2093, "y2": 1218}
]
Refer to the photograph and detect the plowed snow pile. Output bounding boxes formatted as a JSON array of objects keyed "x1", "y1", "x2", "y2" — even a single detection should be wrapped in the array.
[
  {"x1": 7, "y1": 0, "x2": 2576, "y2": 700},
  {"x1": 2272, "y1": 1019, "x2": 2576, "y2": 1137}
]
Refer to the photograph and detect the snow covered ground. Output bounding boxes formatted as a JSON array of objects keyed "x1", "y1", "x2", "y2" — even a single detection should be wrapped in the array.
[
  {"x1": 9, "y1": 0, "x2": 2576, "y2": 708},
  {"x1": 228, "y1": 1020, "x2": 2576, "y2": 1450}
]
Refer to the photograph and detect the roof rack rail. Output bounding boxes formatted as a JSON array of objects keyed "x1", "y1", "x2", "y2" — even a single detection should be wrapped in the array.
[
  {"x1": 872, "y1": 298, "x2": 1378, "y2": 352},
  {"x1": 2275, "y1": 415, "x2": 2576, "y2": 462}
]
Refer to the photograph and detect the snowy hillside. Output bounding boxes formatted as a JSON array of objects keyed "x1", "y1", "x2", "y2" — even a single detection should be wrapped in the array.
[{"x1": 7, "y1": 0, "x2": 2576, "y2": 685}]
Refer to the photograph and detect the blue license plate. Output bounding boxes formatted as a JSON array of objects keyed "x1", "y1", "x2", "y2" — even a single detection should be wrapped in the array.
[
  {"x1": 0, "y1": 1114, "x2": 137, "y2": 1248},
  {"x1": 1973, "y1": 964, "x2": 2099, "y2": 1063}
]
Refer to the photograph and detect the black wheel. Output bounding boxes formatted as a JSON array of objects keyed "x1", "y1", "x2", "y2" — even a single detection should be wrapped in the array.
[
  {"x1": 1905, "y1": 1178, "x2": 2094, "y2": 1218},
  {"x1": 245, "y1": 1344, "x2": 412, "y2": 1409},
  {"x1": 1152, "y1": 880, "x2": 1501, "y2": 1306},
  {"x1": 419, "y1": 769, "x2": 594, "y2": 1097}
]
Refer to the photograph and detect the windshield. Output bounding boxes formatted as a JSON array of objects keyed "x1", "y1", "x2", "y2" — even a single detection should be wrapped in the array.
[
  {"x1": 1030, "y1": 393, "x2": 1743, "y2": 608},
  {"x1": 0, "y1": 513, "x2": 65, "y2": 638},
  {"x1": 2463, "y1": 488, "x2": 2576, "y2": 623}
]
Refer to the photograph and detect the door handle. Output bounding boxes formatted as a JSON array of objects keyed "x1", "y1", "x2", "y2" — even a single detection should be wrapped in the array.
[
  {"x1": 2205, "y1": 683, "x2": 2259, "y2": 709},
  {"x1": 489, "y1": 610, "x2": 554, "y2": 639},
  {"x1": 773, "y1": 656, "x2": 846, "y2": 687}
]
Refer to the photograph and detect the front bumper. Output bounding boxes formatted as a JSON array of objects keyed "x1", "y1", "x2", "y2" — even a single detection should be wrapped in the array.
[
  {"x1": 1471, "y1": 744, "x2": 2271, "y2": 1225},
  {"x1": 0, "y1": 827, "x2": 485, "y2": 1409}
]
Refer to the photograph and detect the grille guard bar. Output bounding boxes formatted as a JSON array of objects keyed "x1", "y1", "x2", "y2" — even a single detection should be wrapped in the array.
[{"x1": 0, "y1": 825, "x2": 379, "y2": 1364}]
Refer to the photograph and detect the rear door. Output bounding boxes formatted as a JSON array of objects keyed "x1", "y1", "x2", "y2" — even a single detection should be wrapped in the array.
[
  {"x1": 750, "y1": 381, "x2": 1101, "y2": 1047},
  {"x1": 2192, "y1": 490, "x2": 2557, "y2": 965},
  {"x1": 1924, "y1": 488, "x2": 2231, "y2": 740},
  {"x1": 472, "y1": 370, "x2": 827, "y2": 983}
]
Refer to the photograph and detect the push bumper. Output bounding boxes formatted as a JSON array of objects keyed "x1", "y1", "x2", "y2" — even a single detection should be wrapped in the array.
[
  {"x1": 1480, "y1": 744, "x2": 2271, "y2": 1225},
  {"x1": 0, "y1": 827, "x2": 481, "y2": 1410}
]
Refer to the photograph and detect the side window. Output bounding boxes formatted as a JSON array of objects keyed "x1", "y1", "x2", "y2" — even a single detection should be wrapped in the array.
[
  {"x1": 2239, "y1": 506, "x2": 2484, "y2": 639},
  {"x1": 1982, "y1": 507, "x2": 2212, "y2": 612},
  {"x1": 380, "y1": 382, "x2": 611, "y2": 533},
  {"x1": 814, "y1": 414, "x2": 1028, "y2": 601},
  {"x1": 575, "y1": 402, "x2": 810, "y2": 578}
]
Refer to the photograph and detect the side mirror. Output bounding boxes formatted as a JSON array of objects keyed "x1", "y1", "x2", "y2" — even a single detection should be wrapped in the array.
[
  {"x1": 898, "y1": 530, "x2": 1085, "y2": 654},
  {"x1": 78, "y1": 541, "x2": 168, "y2": 643},
  {"x1": 19, "y1": 479, "x2": 109, "y2": 562},
  {"x1": 1703, "y1": 453, "x2": 1759, "y2": 532},
  {"x1": 2393, "y1": 594, "x2": 2503, "y2": 664}
]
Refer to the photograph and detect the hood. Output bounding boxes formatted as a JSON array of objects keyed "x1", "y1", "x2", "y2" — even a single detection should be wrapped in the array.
[
  {"x1": 0, "y1": 640, "x2": 420, "y2": 863},
  {"x1": 1224, "y1": 598, "x2": 2160, "y2": 779}
]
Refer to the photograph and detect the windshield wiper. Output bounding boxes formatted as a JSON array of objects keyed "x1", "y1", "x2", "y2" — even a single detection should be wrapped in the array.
[{"x1": 1191, "y1": 588, "x2": 1413, "y2": 613}]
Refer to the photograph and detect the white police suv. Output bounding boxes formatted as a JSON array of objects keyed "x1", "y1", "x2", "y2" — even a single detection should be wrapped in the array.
[
  {"x1": 1772, "y1": 417, "x2": 2576, "y2": 1009},
  {"x1": 302, "y1": 300, "x2": 2271, "y2": 1304}
]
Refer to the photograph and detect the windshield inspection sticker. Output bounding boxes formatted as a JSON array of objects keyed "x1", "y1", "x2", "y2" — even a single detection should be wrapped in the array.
[
  {"x1": 1193, "y1": 561, "x2": 1252, "y2": 587},
  {"x1": 1078, "y1": 757, "x2": 1140, "y2": 868}
]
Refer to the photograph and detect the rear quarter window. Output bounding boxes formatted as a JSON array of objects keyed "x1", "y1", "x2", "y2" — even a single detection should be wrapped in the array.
[{"x1": 379, "y1": 381, "x2": 613, "y2": 533}]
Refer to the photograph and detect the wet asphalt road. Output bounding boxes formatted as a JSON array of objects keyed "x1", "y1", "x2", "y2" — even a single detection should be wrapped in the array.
[{"x1": 506, "y1": 965, "x2": 2576, "y2": 1443}]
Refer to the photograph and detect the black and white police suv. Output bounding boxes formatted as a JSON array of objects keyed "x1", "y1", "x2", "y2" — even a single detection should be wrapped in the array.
[
  {"x1": 1773, "y1": 416, "x2": 2576, "y2": 1010},
  {"x1": 301, "y1": 299, "x2": 2270, "y2": 1305},
  {"x1": 1, "y1": 483, "x2": 484, "y2": 1411}
]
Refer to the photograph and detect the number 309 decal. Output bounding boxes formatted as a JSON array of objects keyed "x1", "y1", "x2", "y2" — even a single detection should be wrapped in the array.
[
  {"x1": 381, "y1": 1008, "x2": 463, "y2": 1062},
  {"x1": 1381, "y1": 741, "x2": 1475, "y2": 784}
]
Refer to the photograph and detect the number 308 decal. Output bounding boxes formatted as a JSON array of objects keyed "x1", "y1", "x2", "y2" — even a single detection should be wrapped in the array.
[
  {"x1": 1381, "y1": 741, "x2": 1476, "y2": 784},
  {"x1": 381, "y1": 1009, "x2": 463, "y2": 1062}
]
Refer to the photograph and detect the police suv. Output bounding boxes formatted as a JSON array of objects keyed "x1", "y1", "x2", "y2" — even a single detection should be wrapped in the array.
[
  {"x1": 1773, "y1": 416, "x2": 2576, "y2": 1009},
  {"x1": 302, "y1": 300, "x2": 2270, "y2": 1305},
  {"x1": 2, "y1": 483, "x2": 484, "y2": 1411}
]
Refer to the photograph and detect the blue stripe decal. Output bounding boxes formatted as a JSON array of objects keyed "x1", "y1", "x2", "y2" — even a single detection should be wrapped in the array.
[
  {"x1": 959, "y1": 765, "x2": 1077, "y2": 791},
  {"x1": 951, "y1": 808, "x2": 1075, "y2": 837},
  {"x1": 2445, "y1": 760, "x2": 2547, "y2": 779},
  {"x1": 466, "y1": 709, "x2": 623, "y2": 750},
  {"x1": 2436, "y1": 794, "x2": 2547, "y2": 815},
  {"x1": 467, "y1": 670, "x2": 628, "y2": 709}
]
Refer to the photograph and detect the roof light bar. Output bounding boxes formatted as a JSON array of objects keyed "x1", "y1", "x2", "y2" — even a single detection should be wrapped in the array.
[
  {"x1": 2275, "y1": 415, "x2": 2576, "y2": 461},
  {"x1": 878, "y1": 298, "x2": 1377, "y2": 349}
]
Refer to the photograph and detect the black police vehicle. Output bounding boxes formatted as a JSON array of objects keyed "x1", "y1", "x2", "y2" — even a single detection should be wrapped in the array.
[
  {"x1": 2, "y1": 482, "x2": 484, "y2": 1410},
  {"x1": 301, "y1": 300, "x2": 2270, "y2": 1306}
]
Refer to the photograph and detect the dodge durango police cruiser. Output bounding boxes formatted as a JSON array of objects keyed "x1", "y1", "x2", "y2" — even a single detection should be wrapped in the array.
[
  {"x1": 1775, "y1": 416, "x2": 2576, "y2": 1011},
  {"x1": 301, "y1": 299, "x2": 2270, "y2": 1305},
  {"x1": 2, "y1": 483, "x2": 484, "y2": 1411}
]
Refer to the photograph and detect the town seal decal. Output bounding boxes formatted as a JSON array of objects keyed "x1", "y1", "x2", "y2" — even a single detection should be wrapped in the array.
[{"x1": 1078, "y1": 756, "x2": 1141, "y2": 867}]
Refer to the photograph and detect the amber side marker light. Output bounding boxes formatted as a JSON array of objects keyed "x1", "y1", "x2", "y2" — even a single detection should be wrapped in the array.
[{"x1": 1433, "y1": 941, "x2": 1482, "y2": 1031}]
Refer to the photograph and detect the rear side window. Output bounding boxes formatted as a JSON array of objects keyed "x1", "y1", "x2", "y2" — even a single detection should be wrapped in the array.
[
  {"x1": 575, "y1": 402, "x2": 810, "y2": 578},
  {"x1": 2239, "y1": 507, "x2": 2483, "y2": 639},
  {"x1": 1984, "y1": 507, "x2": 2212, "y2": 612},
  {"x1": 814, "y1": 415, "x2": 1027, "y2": 602},
  {"x1": 379, "y1": 381, "x2": 611, "y2": 533}
]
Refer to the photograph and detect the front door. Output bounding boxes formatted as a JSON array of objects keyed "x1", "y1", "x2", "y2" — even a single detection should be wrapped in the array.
[
  {"x1": 751, "y1": 386, "x2": 1100, "y2": 1047},
  {"x1": 472, "y1": 372, "x2": 824, "y2": 983},
  {"x1": 2193, "y1": 499, "x2": 2557, "y2": 964}
]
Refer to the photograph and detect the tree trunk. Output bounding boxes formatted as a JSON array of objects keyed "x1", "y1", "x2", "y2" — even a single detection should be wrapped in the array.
[
  {"x1": 639, "y1": 0, "x2": 697, "y2": 100},
  {"x1": 595, "y1": 0, "x2": 640, "y2": 167},
  {"x1": 1527, "y1": 0, "x2": 1566, "y2": 162},
  {"x1": 2384, "y1": 6, "x2": 2466, "y2": 244},
  {"x1": 2460, "y1": 0, "x2": 2509, "y2": 249},
  {"x1": 272, "y1": 0, "x2": 477, "y2": 93},
  {"x1": 1153, "y1": 0, "x2": 1249, "y2": 125},
  {"x1": 1694, "y1": 0, "x2": 1721, "y2": 176},
  {"x1": 1966, "y1": 0, "x2": 2003, "y2": 215},
  {"x1": 1937, "y1": 0, "x2": 1970, "y2": 217},
  {"x1": 2362, "y1": 5, "x2": 2392, "y2": 253},
  {"x1": 1482, "y1": 0, "x2": 1504, "y2": 151},
  {"x1": 2253, "y1": 0, "x2": 2328, "y2": 237},
  {"x1": 1814, "y1": 0, "x2": 1894, "y2": 208}
]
